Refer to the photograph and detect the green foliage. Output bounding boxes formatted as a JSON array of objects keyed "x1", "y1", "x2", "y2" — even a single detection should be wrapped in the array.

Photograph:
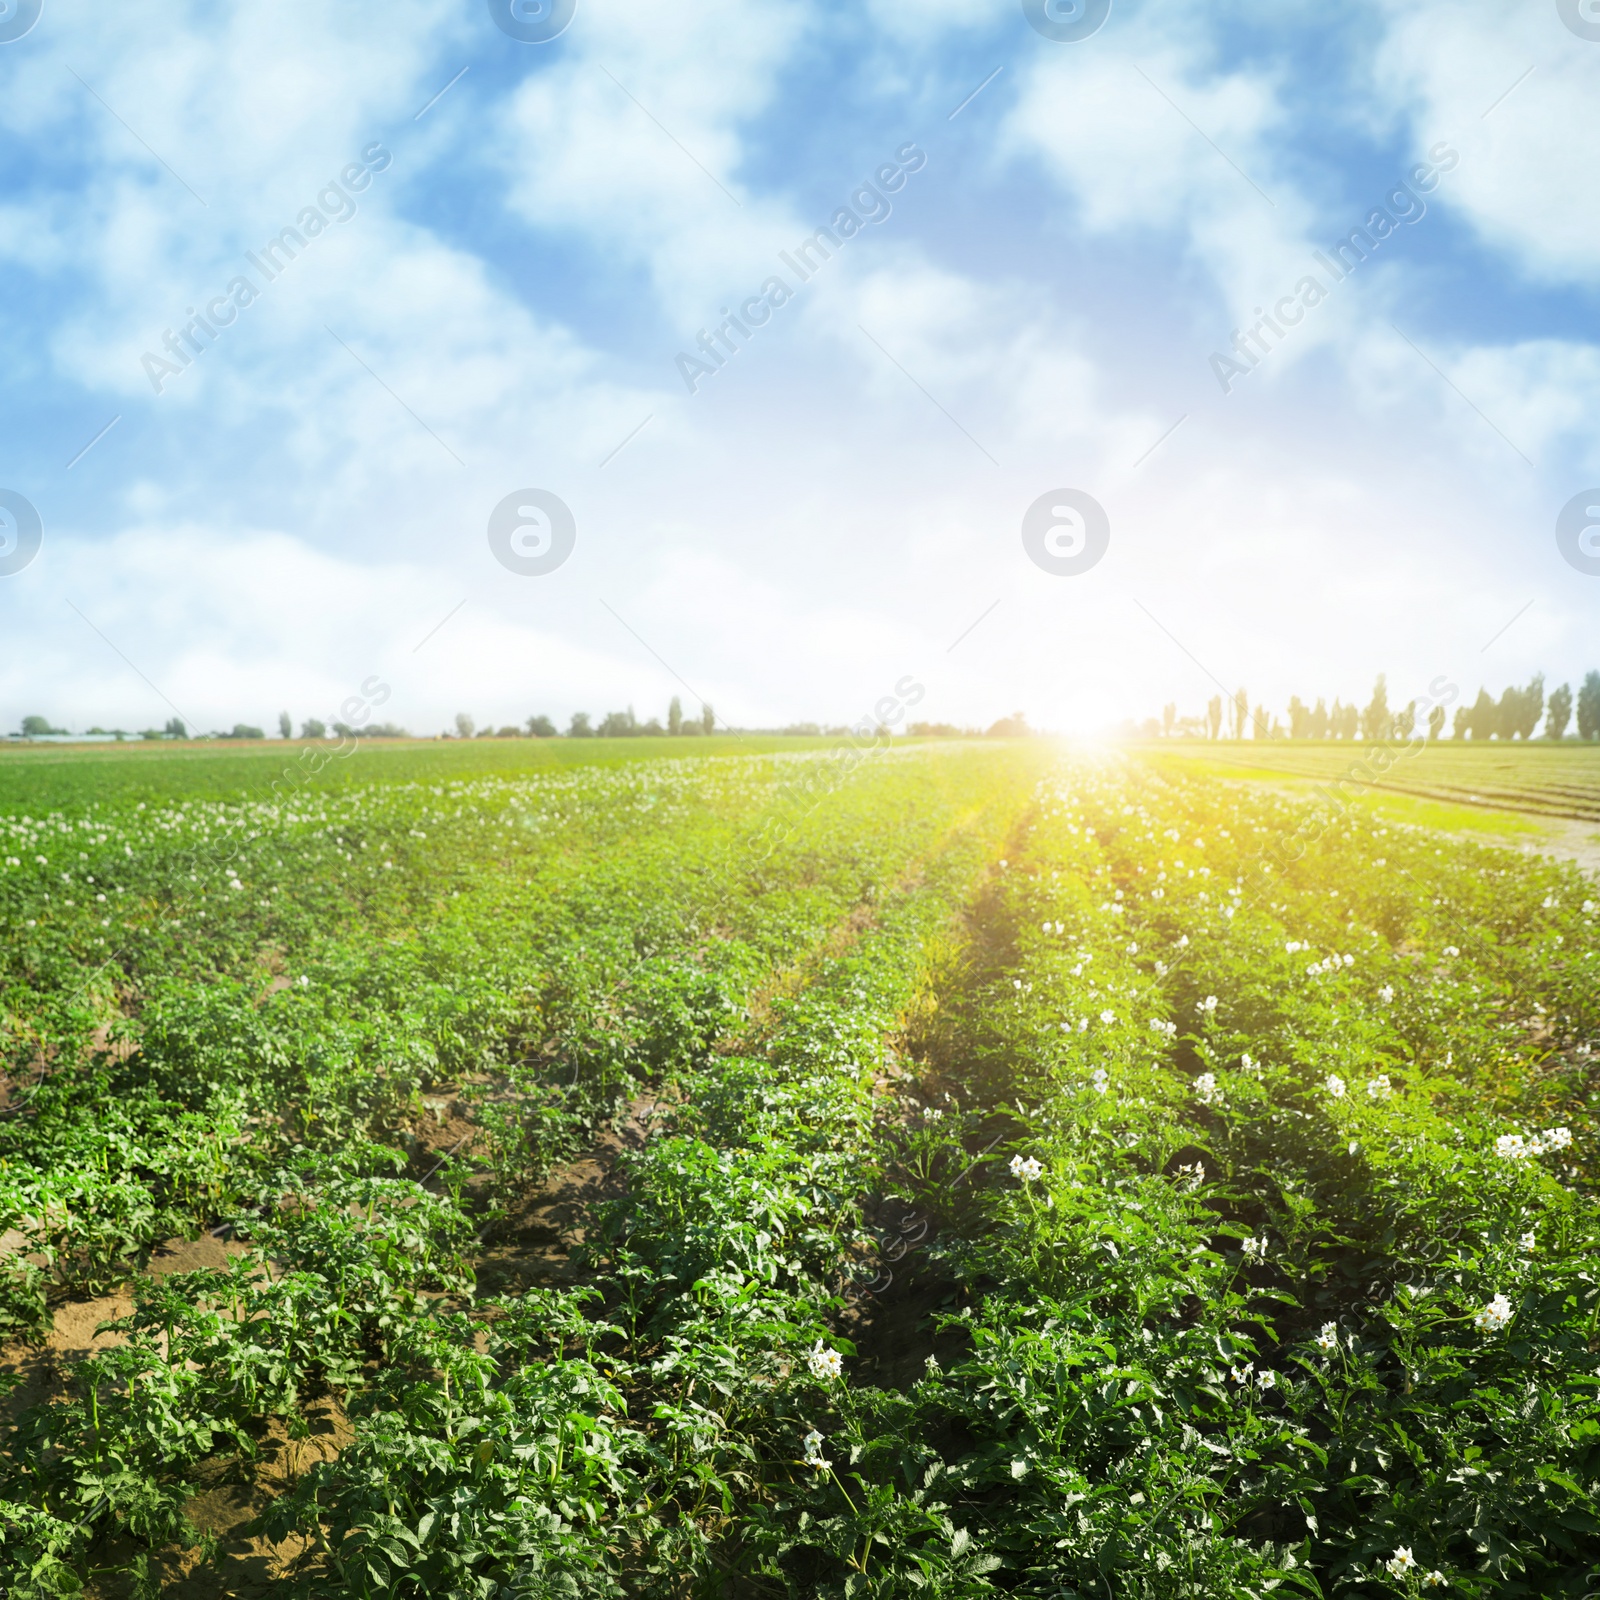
[{"x1": 0, "y1": 745, "x2": 1594, "y2": 1595}]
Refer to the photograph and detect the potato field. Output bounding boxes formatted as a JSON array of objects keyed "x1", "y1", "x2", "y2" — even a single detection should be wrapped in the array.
[{"x1": 0, "y1": 739, "x2": 1596, "y2": 1598}]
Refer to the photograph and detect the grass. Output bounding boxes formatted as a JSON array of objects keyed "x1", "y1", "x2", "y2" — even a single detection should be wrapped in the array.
[
  {"x1": 1153, "y1": 751, "x2": 1553, "y2": 840},
  {"x1": 0, "y1": 733, "x2": 858, "y2": 812},
  {"x1": 1140, "y1": 738, "x2": 1600, "y2": 823}
]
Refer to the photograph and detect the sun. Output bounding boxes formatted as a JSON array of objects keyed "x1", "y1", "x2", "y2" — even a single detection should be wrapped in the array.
[{"x1": 1034, "y1": 685, "x2": 1126, "y2": 739}]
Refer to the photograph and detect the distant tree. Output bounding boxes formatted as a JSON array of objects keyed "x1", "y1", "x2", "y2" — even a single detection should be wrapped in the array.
[
  {"x1": 300, "y1": 718, "x2": 327, "y2": 739},
  {"x1": 164, "y1": 717, "x2": 187, "y2": 739},
  {"x1": 598, "y1": 707, "x2": 638, "y2": 737},
  {"x1": 494, "y1": 726, "x2": 521, "y2": 738},
  {"x1": 225, "y1": 724, "x2": 265, "y2": 740},
  {"x1": 1545, "y1": 683, "x2": 1572, "y2": 740},
  {"x1": 701, "y1": 703, "x2": 715, "y2": 735},
  {"x1": 1339, "y1": 702, "x2": 1360, "y2": 740},
  {"x1": 475, "y1": 726, "x2": 494, "y2": 737},
  {"x1": 20, "y1": 715, "x2": 64, "y2": 736},
  {"x1": 1452, "y1": 704, "x2": 1470, "y2": 739},
  {"x1": 1577, "y1": 671, "x2": 1600, "y2": 740},
  {"x1": 1161, "y1": 702, "x2": 1176, "y2": 737},
  {"x1": 568, "y1": 712, "x2": 593, "y2": 738},
  {"x1": 1361, "y1": 675, "x2": 1390, "y2": 741},
  {"x1": 1230, "y1": 687, "x2": 1248, "y2": 739},
  {"x1": 987, "y1": 711, "x2": 1031, "y2": 738},
  {"x1": 525, "y1": 714, "x2": 557, "y2": 738},
  {"x1": 1462, "y1": 687, "x2": 1495, "y2": 738},
  {"x1": 1427, "y1": 704, "x2": 1444, "y2": 740},
  {"x1": 1206, "y1": 696, "x2": 1222, "y2": 739},
  {"x1": 278, "y1": 711, "x2": 292, "y2": 739},
  {"x1": 1494, "y1": 685, "x2": 1519, "y2": 740},
  {"x1": 1310, "y1": 698, "x2": 1329, "y2": 740},
  {"x1": 454, "y1": 712, "x2": 475, "y2": 740},
  {"x1": 1287, "y1": 696, "x2": 1310, "y2": 739},
  {"x1": 1396, "y1": 700, "x2": 1416, "y2": 740},
  {"x1": 1512, "y1": 673, "x2": 1544, "y2": 739},
  {"x1": 668, "y1": 695, "x2": 683, "y2": 735}
]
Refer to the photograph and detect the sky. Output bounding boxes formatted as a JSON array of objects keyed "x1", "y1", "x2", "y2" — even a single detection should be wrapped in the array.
[{"x1": 1, "y1": 0, "x2": 1598, "y2": 739}]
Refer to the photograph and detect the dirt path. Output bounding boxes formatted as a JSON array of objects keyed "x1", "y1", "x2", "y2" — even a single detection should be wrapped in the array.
[{"x1": 1507, "y1": 815, "x2": 1600, "y2": 877}]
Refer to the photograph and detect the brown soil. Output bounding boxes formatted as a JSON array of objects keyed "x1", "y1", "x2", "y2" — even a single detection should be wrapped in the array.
[
  {"x1": 475, "y1": 1090, "x2": 667, "y2": 1296},
  {"x1": 82, "y1": 1395, "x2": 353, "y2": 1600},
  {"x1": 0, "y1": 1235, "x2": 252, "y2": 1423},
  {"x1": 0, "y1": 1230, "x2": 345, "y2": 1600}
]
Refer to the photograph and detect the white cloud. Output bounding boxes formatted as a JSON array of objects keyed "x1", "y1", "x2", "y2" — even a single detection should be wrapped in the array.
[
  {"x1": 2, "y1": 524, "x2": 651, "y2": 735},
  {"x1": 1370, "y1": 1, "x2": 1600, "y2": 288},
  {"x1": 496, "y1": 0, "x2": 811, "y2": 319}
]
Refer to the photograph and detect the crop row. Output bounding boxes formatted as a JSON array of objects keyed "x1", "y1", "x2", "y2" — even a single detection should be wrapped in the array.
[
  {"x1": 0, "y1": 743, "x2": 1047, "y2": 1594},
  {"x1": 842, "y1": 758, "x2": 1599, "y2": 1596}
]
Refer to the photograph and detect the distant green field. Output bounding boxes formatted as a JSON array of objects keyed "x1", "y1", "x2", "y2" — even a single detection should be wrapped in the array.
[
  {"x1": 0, "y1": 733, "x2": 853, "y2": 812},
  {"x1": 1142, "y1": 738, "x2": 1600, "y2": 823}
]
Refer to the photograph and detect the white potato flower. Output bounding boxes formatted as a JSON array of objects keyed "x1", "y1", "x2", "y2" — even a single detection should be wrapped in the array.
[
  {"x1": 1325, "y1": 1074, "x2": 1347, "y2": 1099},
  {"x1": 1009, "y1": 1154, "x2": 1043, "y2": 1183},
  {"x1": 807, "y1": 1341, "x2": 844, "y2": 1380},
  {"x1": 1473, "y1": 1294, "x2": 1513, "y2": 1334},
  {"x1": 1314, "y1": 1322, "x2": 1338, "y2": 1353}
]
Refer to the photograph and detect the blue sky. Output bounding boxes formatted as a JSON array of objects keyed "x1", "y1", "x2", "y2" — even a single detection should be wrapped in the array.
[{"x1": 2, "y1": 0, "x2": 1598, "y2": 737}]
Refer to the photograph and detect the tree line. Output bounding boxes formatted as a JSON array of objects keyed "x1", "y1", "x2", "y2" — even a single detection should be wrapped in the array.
[
  {"x1": 450, "y1": 697, "x2": 718, "y2": 741},
  {"x1": 1150, "y1": 671, "x2": 1600, "y2": 742}
]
